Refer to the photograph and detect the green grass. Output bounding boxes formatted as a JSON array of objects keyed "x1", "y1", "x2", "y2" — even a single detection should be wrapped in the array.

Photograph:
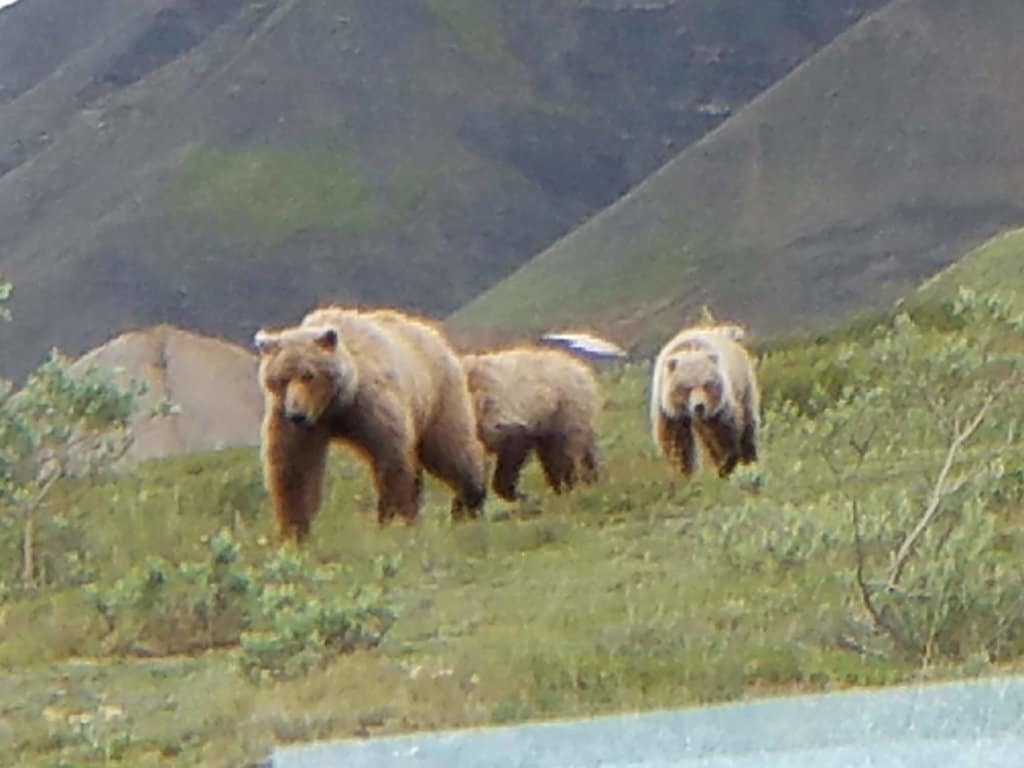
[
  {"x1": 422, "y1": 0, "x2": 515, "y2": 67},
  {"x1": 453, "y1": 231, "x2": 705, "y2": 336},
  {"x1": 4, "y1": 301, "x2": 1024, "y2": 766},
  {"x1": 913, "y1": 226, "x2": 1024, "y2": 309},
  {"x1": 754, "y1": 225, "x2": 1024, "y2": 360},
  {"x1": 165, "y1": 142, "x2": 385, "y2": 248}
]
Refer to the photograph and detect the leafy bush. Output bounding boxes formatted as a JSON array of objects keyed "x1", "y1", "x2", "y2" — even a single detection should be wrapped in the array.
[
  {"x1": 703, "y1": 500, "x2": 837, "y2": 573},
  {"x1": 85, "y1": 530, "x2": 397, "y2": 680},
  {"x1": 85, "y1": 530, "x2": 256, "y2": 655},
  {"x1": 793, "y1": 291, "x2": 1024, "y2": 661},
  {"x1": 239, "y1": 550, "x2": 397, "y2": 684},
  {"x1": 0, "y1": 276, "x2": 143, "y2": 589}
]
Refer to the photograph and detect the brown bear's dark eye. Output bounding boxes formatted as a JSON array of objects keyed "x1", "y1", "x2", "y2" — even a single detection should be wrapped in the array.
[{"x1": 300, "y1": 370, "x2": 315, "y2": 382}]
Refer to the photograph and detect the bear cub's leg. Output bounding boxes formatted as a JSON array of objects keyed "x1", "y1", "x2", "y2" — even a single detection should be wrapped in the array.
[
  {"x1": 658, "y1": 416, "x2": 699, "y2": 477},
  {"x1": 698, "y1": 416, "x2": 741, "y2": 478},
  {"x1": 491, "y1": 429, "x2": 533, "y2": 502}
]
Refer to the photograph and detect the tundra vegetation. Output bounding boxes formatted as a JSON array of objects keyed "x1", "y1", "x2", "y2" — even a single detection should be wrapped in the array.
[{"x1": 1, "y1": 275, "x2": 1023, "y2": 767}]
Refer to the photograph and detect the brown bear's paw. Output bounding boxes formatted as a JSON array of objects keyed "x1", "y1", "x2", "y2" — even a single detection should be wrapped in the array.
[
  {"x1": 492, "y1": 476, "x2": 523, "y2": 503},
  {"x1": 276, "y1": 518, "x2": 311, "y2": 544},
  {"x1": 739, "y1": 438, "x2": 758, "y2": 464},
  {"x1": 717, "y1": 455, "x2": 739, "y2": 478},
  {"x1": 451, "y1": 483, "x2": 486, "y2": 522}
]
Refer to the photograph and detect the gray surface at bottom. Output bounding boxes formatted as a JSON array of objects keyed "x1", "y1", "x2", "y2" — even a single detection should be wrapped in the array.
[{"x1": 271, "y1": 676, "x2": 1024, "y2": 768}]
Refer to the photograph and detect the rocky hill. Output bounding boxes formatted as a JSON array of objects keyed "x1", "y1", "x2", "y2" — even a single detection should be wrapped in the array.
[
  {"x1": 0, "y1": 0, "x2": 884, "y2": 377},
  {"x1": 453, "y1": 0, "x2": 1024, "y2": 351},
  {"x1": 71, "y1": 325, "x2": 262, "y2": 463}
]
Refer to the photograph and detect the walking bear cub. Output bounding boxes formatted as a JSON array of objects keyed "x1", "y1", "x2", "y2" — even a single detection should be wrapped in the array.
[
  {"x1": 462, "y1": 347, "x2": 602, "y2": 502},
  {"x1": 650, "y1": 325, "x2": 760, "y2": 478}
]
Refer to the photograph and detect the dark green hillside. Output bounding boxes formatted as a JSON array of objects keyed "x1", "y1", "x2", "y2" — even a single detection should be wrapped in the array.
[
  {"x1": 452, "y1": 0, "x2": 1024, "y2": 350},
  {"x1": 0, "y1": 0, "x2": 884, "y2": 378},
  {"x1": 912, "y1": 226, "x2": 1024, "y2": 309}
]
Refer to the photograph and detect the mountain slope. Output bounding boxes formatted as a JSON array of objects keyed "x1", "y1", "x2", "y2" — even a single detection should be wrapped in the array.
[
  {"x1": 452, "y1": 0, "x2": 1024, "y2": 350},
  {"x1": 0, "y1": 0, "x2": 884, "y2": 378}
]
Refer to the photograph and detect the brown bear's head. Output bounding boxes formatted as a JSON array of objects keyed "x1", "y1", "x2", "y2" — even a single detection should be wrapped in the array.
[
  {"x1": 659, "y1": 348, "x2": 728, "y2": 422},
  {"x1": 254, "y1": 325, "x2": 358, "y2": 427}
]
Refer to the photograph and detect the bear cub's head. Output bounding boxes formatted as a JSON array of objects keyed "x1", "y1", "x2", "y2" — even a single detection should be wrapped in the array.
[
  {"x1": 462, "y1": 358, "x2": 504, "y2": 445},
  {"x1": 254, "y1": 325, "x2": 357, "y2": 428},
  {"x1": 659, "y1": 348, "x2": 730, "y2": 422}
]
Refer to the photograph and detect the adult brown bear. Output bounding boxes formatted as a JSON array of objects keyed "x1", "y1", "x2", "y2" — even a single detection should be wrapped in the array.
[{"x1": 255, "y1": 307, "x2": 487, "y2": 540}]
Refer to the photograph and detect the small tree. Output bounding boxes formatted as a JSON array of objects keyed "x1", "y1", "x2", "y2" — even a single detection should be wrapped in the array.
[
  {"x1": 0, "y1": 277, "x2": 142, "y2": 587},
  {"x1": 807, "y1": 290, "x2": 1024, "y2": 661}
]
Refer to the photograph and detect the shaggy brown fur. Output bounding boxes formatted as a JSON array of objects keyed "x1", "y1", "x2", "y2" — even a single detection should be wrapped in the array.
[
  {"x1": 256, "y1": 307, "x2": 487, "y2": 540},
  {"x1": 462, "y1": 347, "x2": 602, "y2": 502},
  {"x1": 650, "y1": 325, "x2": 760, "y2": 478}
]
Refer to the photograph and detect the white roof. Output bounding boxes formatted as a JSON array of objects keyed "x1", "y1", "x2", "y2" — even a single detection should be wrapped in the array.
[{"x1": 540, "y1": 332, "x2": 628, "y2": 359}]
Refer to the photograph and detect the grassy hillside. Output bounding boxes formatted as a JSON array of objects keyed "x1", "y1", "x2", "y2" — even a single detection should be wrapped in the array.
[
  {"x1": 912, "y1": 226, "x2": 1024, "y2": 309},
  {"x1": 0, "y1": 0, "x2": 885, "y2": 379},
  {"x1": 3, "y1": 266, "x2": 1024, "y2": 766},
  {"x1": 452, "y1": 0, "x2": 1024, "y2": 351}
]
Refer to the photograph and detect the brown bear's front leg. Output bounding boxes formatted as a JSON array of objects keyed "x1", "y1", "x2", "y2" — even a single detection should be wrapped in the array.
[
  {"x1": 262, "y1": 413, "x2": 330, "y2": 542},
  {"x1": 414, "y1": 468, "x2": 424, "y2": 508},
  {"x1": 581, "y1": 443, "x2": 602, "y2": 485},
  {"x1": 492, "y1": 430, "x2": 534, "y2": 502},
  {"x1": 739, "y1": 421, "x2": 758, "y2": 465},
  {"x1": 658, "y1": 415, "x2": 698, "y2": 477},
  {"x1": 698, "y1": 416, "x2": 741, "y2": 478}
]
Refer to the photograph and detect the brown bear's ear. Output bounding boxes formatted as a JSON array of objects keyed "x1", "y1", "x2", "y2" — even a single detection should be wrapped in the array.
[
  {"x1": 313, "y1": 327, "x2": 338, "y2": 351},
  {"x1": 253, "y1": 330, "x2": 280, "y2": 355}
]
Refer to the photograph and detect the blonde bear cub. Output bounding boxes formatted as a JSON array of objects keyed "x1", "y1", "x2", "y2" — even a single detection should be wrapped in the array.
[
  {"x1": 462, "y1": 347, "x2": 602, "y2": 502},
  {"x1": 650, "y1": 324, "x2": 760, "y2": 478}
]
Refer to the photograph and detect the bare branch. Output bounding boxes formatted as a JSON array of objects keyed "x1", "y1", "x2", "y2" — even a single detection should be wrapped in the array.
[
  {"x1": 887, "y1": 382, "x2": 1007, "y2": 588},
  {"x1": 20, "y1": 465, "x2": 65, "y2": 588},
  {"x1": 851, "y1": 498, "x2": 916, "y2": 654},
  {"x1": 849, "y1": 422, "x2": 880, "y2": 465},
  {"x1": 23, "y1": 464, "x2": 65, "y2": 519}
]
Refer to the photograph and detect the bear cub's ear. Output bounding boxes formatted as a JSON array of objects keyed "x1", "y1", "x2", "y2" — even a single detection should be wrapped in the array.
[{"x1": 254, "y1": 329, "x2": 280, "y2": 355}]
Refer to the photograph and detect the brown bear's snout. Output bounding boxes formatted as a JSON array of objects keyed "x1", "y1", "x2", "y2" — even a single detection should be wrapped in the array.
[
  {"x1": 693, "y1": 402, "x2": 707, "y2": 418},
  {"x1": 286, "y1": 410, "x2": 310, "y2": 426}
]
